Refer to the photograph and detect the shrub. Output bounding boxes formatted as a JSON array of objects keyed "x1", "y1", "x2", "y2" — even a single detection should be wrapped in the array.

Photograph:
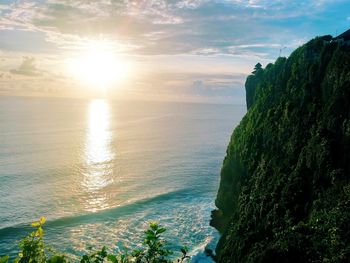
[{"x1": 0, "y1": 218, "x2": 190, "y2": 263}]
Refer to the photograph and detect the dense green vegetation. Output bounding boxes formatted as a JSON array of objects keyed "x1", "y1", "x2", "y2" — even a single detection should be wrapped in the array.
[
  {"x1": 212, "y1": 35, "x2": 350, "y2": 262},
  {"x1": 0, "y1": 217, "x2": 190, "y2": 263}
]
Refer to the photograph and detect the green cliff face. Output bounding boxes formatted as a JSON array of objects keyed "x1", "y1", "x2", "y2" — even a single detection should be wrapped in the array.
[{"x1": 213, "y1": 35, "x2": 350, "y2": 263}]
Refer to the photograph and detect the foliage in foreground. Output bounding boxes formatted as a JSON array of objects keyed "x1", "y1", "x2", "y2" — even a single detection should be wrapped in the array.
[{"x1": 0, "y1": 217, "x2": 190, "y2": 263}]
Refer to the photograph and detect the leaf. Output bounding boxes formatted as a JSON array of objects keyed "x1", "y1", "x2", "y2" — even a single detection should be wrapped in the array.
[
  {"x1": 107, "y1": 254, "x2": 118, "y2": 263},
  {"x1": 181, "y1": 246, "x2": 188, "y2": 254},
  {"x1": 48, "y1": 255, "x2": 66, "y2": 263},
  {"x1": 145, "y1": 230, "x2": 155, "y2": 237},
  {"x1": 81, "y1": 255, "x2": 89, "y2": 263},
  {"x1": 37, "y1": 226, "x2": 44, "y2": 237},
  {"x1": 99, "y1": 246, "x2": 108, "y2": 258},
  {"x1": 131, "y1": 249, "x2": 142, "y2": 257},
  {"x1": 156, "y1": 228, "x2": 166, "y2": 235},
  {"x1": 0, "y1": 256, "x2": 9, "y2": 263}
]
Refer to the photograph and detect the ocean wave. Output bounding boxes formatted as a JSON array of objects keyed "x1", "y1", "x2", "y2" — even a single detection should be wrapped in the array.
[{"x1": 0, "y1": 187, "x2": 197, "y2": 239}]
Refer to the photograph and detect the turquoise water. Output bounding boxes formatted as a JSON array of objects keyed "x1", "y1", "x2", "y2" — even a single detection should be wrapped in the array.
[{"x1": 0, "y1": 96, "x2": 245, "y2": 261}]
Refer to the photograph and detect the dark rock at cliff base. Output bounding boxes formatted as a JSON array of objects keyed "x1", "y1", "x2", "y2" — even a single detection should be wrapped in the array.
[
  {"x1": 210, "y1": 209, "x2": 229, "y2": 234},
  {"x1": 213, "y1": 33, "x2": 350, "y2": 263}
]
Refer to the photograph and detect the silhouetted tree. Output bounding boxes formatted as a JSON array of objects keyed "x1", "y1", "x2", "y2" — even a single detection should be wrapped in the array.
[{"x1": 252, "y1": 63, "x2": 262, "y2": 74}]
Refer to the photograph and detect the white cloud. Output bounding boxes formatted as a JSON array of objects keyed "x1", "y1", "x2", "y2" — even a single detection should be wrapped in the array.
[
  {"x1": 1, "y1": 0, "x2": 344, "y2": 56},
  {"x1": 176, "y1": 0, "x2": 207, "y2": 9}
]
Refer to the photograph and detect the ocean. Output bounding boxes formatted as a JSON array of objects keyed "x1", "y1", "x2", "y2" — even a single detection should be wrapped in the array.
[{"x1": 0, "y1": 96, "x2": 245, "y2": 261}]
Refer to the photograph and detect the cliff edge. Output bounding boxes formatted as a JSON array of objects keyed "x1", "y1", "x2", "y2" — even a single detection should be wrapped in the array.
[{"x1": 212, "y1": 34, "x2": 350, "y2": 263}]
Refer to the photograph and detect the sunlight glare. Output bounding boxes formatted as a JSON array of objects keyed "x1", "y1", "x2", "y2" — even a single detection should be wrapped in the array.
[{"x1": 68, "y1": 40, "x2": 130, "y2": 89}]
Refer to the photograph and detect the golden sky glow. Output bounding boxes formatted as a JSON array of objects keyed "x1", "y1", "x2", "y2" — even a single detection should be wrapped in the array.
[{"x1": 0, "y1": 1, "x2": 349, "y2": 103}]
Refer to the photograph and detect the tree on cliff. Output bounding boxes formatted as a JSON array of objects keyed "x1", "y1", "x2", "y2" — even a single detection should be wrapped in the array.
[
  {"x1": 252, "y1": 62, "x2": 262, "y2": 74},
  {"x1": 245, "y1": 62, "x2": 263, "y2": 109}
]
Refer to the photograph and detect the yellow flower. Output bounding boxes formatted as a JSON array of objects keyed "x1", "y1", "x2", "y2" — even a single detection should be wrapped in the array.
[
  {"x1": 40, "y1": 217, "x2": 46, "y2": 225},
  {"x1": 31, "y1": 221, "x2": 40, "y2": 227}
]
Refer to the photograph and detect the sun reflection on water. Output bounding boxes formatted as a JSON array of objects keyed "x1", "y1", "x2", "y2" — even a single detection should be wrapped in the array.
[{"x1": 83, "y1": 99, "x2": 114, "y2": 212}]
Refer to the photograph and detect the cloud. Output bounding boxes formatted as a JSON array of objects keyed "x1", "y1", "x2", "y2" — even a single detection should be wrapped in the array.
[
  {"x1": 176, "y1": 0, "x2": 206, "y2": 9},
  {"x1": 10, "y1": 57, "x2": 42, "y2": 76},
  {"x1": 1, "y1": 0, "x2": 350, "y2": 102},
  {"x1": 1, "y1": 0, "x2": 349, "y2": 57}
]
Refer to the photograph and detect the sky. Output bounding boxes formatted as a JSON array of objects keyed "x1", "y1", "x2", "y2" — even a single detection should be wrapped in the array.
[{"x1": 0, "y1": 0, "x2": 350, "y2": 104}]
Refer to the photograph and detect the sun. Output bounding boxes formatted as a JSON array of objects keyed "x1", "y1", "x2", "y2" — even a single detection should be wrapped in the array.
[{"x1": 68, "y1": 40, "x2": 129, "y2": 89}]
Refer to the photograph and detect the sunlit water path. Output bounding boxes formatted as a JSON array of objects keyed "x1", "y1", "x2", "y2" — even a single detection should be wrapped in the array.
[
  {"x1": 0, "y1": 97, "x2": 245, "y2": 262},
  {"x1": 83, "y1": 100, "x2": 114, "y2": 212}
]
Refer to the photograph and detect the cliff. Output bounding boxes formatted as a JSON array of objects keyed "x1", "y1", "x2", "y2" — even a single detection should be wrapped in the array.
[{"x1": 212, "y1": 34, "x2": 350, "y2": 262}]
